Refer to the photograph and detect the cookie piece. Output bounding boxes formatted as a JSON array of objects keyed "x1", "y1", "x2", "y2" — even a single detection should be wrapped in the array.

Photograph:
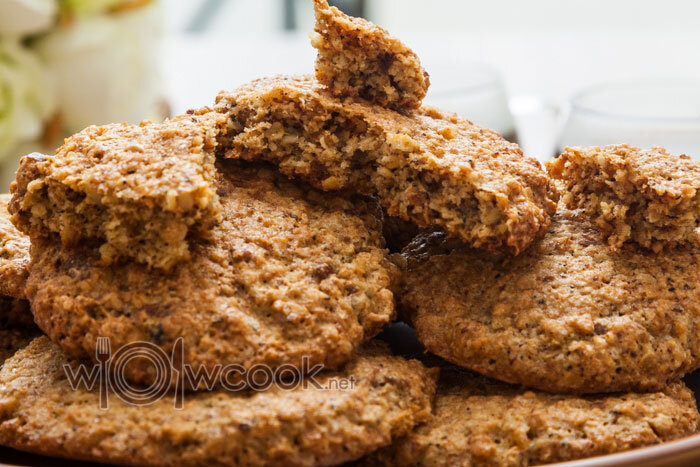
[
  {"x1": 215, "y1": 75, "x2": 558, "y2": 255},
  {"x1": 0, "y1": 337, "x2": 437, "y2": 467},
  {"x1": 400, "y1": 206, "x2": 700, "y2": 393},
  {"x1": 368, "y1": 369, "x2": 699, "y2": 466},
  {"x1": 9, "y1": 110, "x2": 223, "y2": 271},
  {"x1": 27, "y1": 162, "x2": 398, "y2": 390},
  {"x1": 310, "y1": 0, "x2": 429, "y2": 111},
  {"x1": 548, "y1": 145, "x2": 700, "y2": 252},
  {"x1": 0, "y1": 330, "x2": 37, "y2": 368},
  {"x1": 0, "y1": 194, "x2": 30, "y2": 299},
  {"x1": 0, "y1": 296, "x2": 33, "y2": 330}
]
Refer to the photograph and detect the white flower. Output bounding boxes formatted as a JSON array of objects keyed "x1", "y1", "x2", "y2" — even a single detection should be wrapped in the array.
[
  {"x1": 36, "y1": 2, "x2": 162, "y2": 132},
  {"x1": 0, "y1": 39, "x2": 56, "y2": 160},
  {"x1": 0, "y1": 0, "x2": 57, "y2": 37}
]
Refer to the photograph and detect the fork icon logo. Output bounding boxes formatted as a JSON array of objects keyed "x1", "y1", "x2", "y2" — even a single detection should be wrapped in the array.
[
  {"x1": 95, "y1": 337, "x2": 111, "y2": 409},
  {"x1": 64, "y1": 337, "x2": 183, "y2": 410}
]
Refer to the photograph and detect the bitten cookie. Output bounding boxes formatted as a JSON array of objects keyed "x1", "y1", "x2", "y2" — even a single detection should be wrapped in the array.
[
  {"x1": 400, "y1": 205, "x2": 700, "y2": 393},
  {"x1": 548, "y1": 144, "x2": 700, "y2": 251},
  {"x1": 0, "y1": 337, "x2": 437, "y2": 467},
  {"x1": 216, "y1": 75, "x2": 558, "y2": 255}
]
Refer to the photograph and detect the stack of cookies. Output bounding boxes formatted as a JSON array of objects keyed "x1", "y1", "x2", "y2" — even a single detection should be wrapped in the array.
[{"x1": 1, "y1": 1, "x2": 699, "y2": 466}]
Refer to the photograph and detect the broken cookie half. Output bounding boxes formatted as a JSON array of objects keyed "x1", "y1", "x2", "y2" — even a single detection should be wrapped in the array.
[
  {"x1": 215, "y1": 75, "x2": 558, "y2": 255},
  {"x1": 548, "y1": 144, "x2": 700, "y2": 252},
  {"x1": 9, "y1": 110, "x2": 224, "y2": 271}
]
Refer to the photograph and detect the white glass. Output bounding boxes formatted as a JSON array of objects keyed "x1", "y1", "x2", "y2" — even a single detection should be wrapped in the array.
[
  {"x1": 558, "y1": 80, "x2": 700, "y2": 158},
  {"x1": 422, "y1": 59, "x2": 516, "y2": 142}
]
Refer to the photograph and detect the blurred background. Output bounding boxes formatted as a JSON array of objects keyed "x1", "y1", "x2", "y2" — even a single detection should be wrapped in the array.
[{"x1": 1, "y1": 0, "x2": 699, "y2": 189}]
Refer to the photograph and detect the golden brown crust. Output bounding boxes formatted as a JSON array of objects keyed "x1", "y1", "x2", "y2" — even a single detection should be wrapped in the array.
[
  {"x1": 311, "y1": 0, "x2": 429, "y2": 111},
  {"x1": 401, "y1": 206, "x2": 700, "y2": 393},
  {"x1": 548, "y1": 145, "x2": 700, "y2": 251},
  {"x1": 368, "y1": 369, "x2": 700, "y2": 466},
  {"x1": 9, "y1": 110, "x2": 224, "y2": 271},
  {"x1": 0, "y1": 337, "x2": 437, "y2": 467},
  {"x1": 27, "y1": 161, "x2": 398, "y2": 390},
  {"x1": 215, "y1": 75, "x2": 558, "y2": 256},
  {"x1": 0, "y1": 194, "x2": 30, "y2": 299}
]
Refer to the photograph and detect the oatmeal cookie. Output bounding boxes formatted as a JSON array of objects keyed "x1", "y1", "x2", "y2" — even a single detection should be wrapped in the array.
[
  {"x1": 215, "y1": 75, "x2": 558, "y2": 255},
  {"x1": 0, "y1": 337, "x2": 437, "y2": 467},
  {"x1": 9, "y1": 110, "x2": 224, "y2": 271},
  {"x1": 400, "y1": 206, "x2": 700, "y2": 393},
  {"x1": 548, "y1": 144, "x2": 700, "y2": 251},
  {"x1": 0, "y1": 194, "x2": 30, "y2": 299},
  {"x1": 310, "y1": 0, "x2": 429, "y2": 110},
  {"x1": 27, "y1": 161, "x2": 398, "y2": 390},
  {"x1": 368, "y1": 369, "x2": 699, "y2": 466}
]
